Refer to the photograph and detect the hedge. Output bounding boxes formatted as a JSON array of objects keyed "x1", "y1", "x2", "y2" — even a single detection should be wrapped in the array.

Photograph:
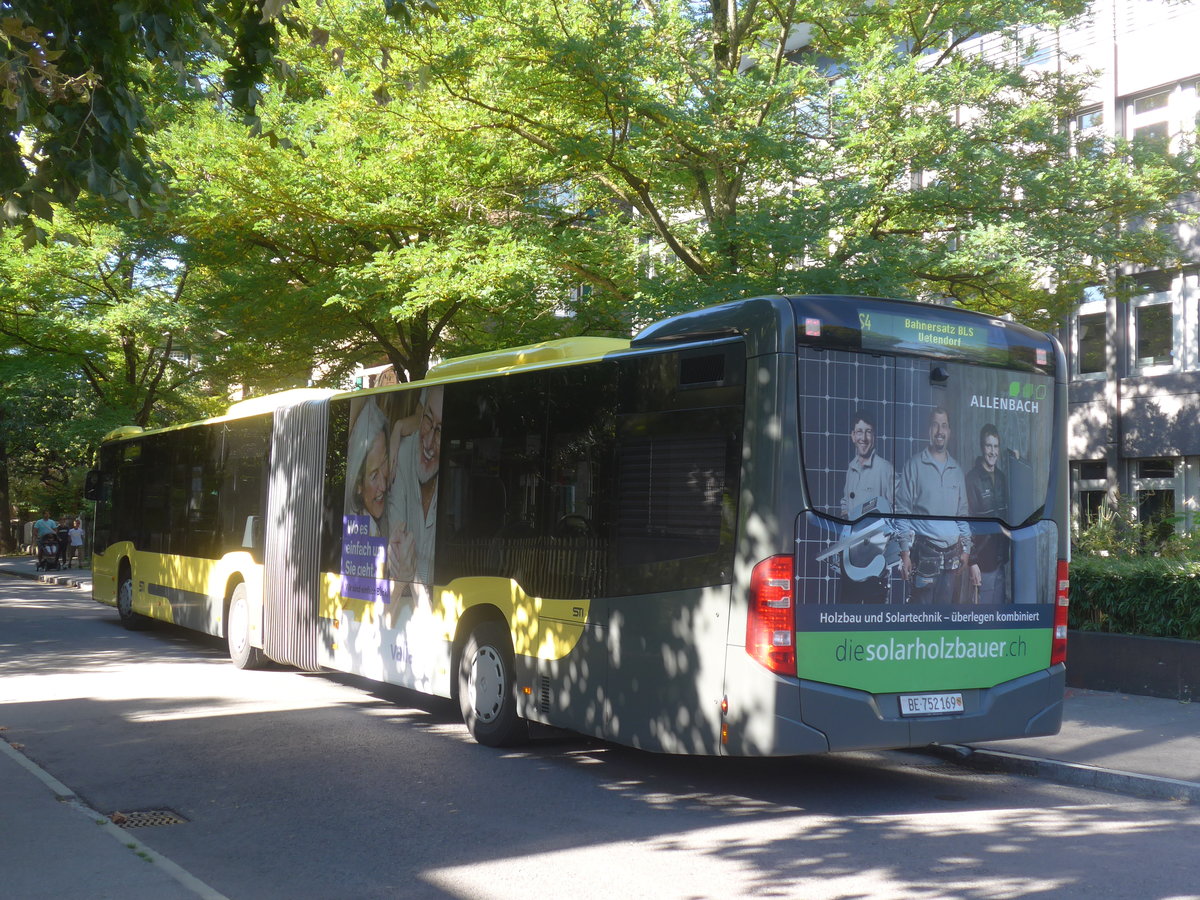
[{"x1": 1069, "y1": 556, "x2": 1200, "y2": 641}]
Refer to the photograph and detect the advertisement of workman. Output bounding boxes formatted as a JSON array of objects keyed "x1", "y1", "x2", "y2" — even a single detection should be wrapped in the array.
[{"x1": 794, "y1": 313, "x2": 1058, "y2": 693}]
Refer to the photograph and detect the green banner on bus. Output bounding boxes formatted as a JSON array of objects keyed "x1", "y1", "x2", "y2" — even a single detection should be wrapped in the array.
[{"x1": 796, "y1": 628, "x2": 1053, "y2": 694}]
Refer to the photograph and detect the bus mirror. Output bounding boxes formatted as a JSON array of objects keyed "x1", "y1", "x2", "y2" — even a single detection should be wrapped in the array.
[
  {"x1": 242, "y1": 516, "x2": 261, "y2": 550},
  {"x1": 83, "y1": 470, "x2": 103, "y2": 501}
]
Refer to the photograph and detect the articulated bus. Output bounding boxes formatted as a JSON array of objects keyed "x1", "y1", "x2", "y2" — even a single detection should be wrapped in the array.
[{"x1": 87, "y1": 296, "x2": 1069, "y2": 755}]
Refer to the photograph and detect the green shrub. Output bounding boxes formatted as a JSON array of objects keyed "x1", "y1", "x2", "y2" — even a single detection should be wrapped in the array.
[
  {"x1": 1072, "y1": 493, "x2": 1200, "y2": 559},
  {"x1": 1069, "y1": 555, "x2": 1200, "y2": 641}
]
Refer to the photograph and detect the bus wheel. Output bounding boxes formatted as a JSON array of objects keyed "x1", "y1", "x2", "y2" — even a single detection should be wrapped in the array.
[
  {"x1": 458, "y1": 621, "x2": 527, "y2": 747},
  {"x1": 116, "y1": 572, "x2": 147, "y2": 630},
  {"x1": 227, "y1": 583, "x2": 266, "y2": 670}
]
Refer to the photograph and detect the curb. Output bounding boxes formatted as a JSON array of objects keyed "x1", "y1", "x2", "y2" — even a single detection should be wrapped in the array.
[
  {"x1": 922, "y1": 744, "x2": 1200, "y2": 803},
  {"x1": 0, "y1": 565, "x2": 86, "y2": 589}
]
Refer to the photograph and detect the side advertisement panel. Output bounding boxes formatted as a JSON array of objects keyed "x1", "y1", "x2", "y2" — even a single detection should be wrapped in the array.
[{"x1": 331, "y1": 385, "x2": 445, "y2": 690}]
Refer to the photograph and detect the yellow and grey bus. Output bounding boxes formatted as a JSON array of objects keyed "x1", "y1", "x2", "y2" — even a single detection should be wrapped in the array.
[{"x1": 86, "y1": 296, "x2": 1069, "y2": 754}]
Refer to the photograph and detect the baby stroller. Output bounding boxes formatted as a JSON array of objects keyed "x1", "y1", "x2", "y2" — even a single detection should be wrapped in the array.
[{"x1": 36, "y1": 533, "x2": 61, "y2": 572}]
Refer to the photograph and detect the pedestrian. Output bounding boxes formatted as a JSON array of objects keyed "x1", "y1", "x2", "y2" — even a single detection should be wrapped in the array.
[
  {"x1": 34, "y1": 511, "x2": 57, "y2": 540},
  {"x1": 33, "y1": 511, "x2": 58, "y2": 558},
  {"x1": 56, "y1": 517, "x2": 71, "y2": 567},
  {"x1": 67, "y1": 518, "x2": 86, "y2": 569}
]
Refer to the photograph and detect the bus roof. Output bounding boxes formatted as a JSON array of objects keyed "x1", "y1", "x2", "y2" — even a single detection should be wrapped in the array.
[{"x1": 425, "y1": 336, "x2": 631, "y2": 379}]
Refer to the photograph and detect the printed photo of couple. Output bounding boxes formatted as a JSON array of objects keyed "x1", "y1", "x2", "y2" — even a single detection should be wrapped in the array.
[{"x1": 341, "y1": 385, "x2": 444, "y2": 608}]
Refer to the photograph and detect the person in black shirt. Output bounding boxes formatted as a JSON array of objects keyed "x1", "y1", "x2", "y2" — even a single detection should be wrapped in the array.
[{"x1": 965, "y1": 424, "x2": 1010, "y2": 604}]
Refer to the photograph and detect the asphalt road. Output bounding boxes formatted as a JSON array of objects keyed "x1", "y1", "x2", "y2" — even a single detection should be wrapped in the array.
[{"x1": 3, "y1": 576, "x2": 1199, "y2": 900}]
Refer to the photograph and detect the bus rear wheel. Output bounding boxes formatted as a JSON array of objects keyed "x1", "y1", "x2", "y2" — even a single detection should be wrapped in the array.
[
  {"x1": 227, "y1": 583, "x2": 266, "y2": 670},
  {"x1": 458, "y1": 621, "x2": 527, "y2": 747},
  {"x1": 116, "y1": 571, "x2": 147, "y2": 630}
]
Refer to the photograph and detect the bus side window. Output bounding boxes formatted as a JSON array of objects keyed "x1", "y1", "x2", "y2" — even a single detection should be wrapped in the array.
[
  {"x1": 217, "y1": 414, "x2": 272, "y2": 562},
  {"x1": 436, "y1": 365, "x2": 618, "y2": 600},
  {"x1": 611, "y1": 345, "x2": 745, "y2": 595}
]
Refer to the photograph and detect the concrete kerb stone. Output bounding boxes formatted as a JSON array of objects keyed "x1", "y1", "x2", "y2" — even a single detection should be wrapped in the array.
[
  {"x1": 38, "y1": 573, "x2": 86, "y2": 589},
  {"x1": 921, "y1": 744, "x2": 1200, "y2": 804},
  {"x1": 0, "y1": 564, "x2": 85, "y2": 589}
]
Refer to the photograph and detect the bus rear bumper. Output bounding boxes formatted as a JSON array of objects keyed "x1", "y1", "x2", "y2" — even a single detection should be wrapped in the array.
[{"x1": 799, "y1": 665, "x2": 1066, "y2": 752}]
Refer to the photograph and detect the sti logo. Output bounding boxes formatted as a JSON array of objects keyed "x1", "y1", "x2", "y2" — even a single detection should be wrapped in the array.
[{"x1": 1008, "y1": 380, "x2": 1048, "y2": 401}]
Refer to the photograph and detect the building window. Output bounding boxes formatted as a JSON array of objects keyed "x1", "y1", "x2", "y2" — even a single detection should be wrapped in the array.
[
  {"x1": 1129, "y1": 89, "x2": 1171, "y2": 152},
  {"x1": 1078, "y1": 311, "x2": 1106, "y2": 374},
  {"x1": 1125, "y1": 81, "x2": 1200, "y2": 156},
  {"x1": 1132, "y1": 458, "x2": 1180, "y2": 543},
  {"x1": 1071, "y1": 107, "x2": 1105, "y2": 157},
  {"x1": 1128, "y1": 275, "x2": 1177, "y2": 374},
  {"x1": 1134, "y1": 302, "x2": 1173, "y2": 367},
  {"x1": 1071, "y1": 287, "x2": 1106, "y2": 379},
  {"x1": 1072, "y1": 459, "x2": 1108, "y2": 531}
]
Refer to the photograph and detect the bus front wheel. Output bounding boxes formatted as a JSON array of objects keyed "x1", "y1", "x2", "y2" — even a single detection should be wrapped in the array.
[
  {"x1": 227, "y1": 583, "x2": 266, "y2": 670},
  {"x1": 116, "y1": 571, "x2": 147, "y2": 630},
  {"x1": 457, "y1": 621, "x2": 527, "y2": 747}
]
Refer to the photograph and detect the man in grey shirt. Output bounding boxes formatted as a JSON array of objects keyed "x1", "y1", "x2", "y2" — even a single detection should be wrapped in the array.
[
  {"x1": 838, "y1": 411, "x2": 896, "y2": 603},
  {"x1": 841, "y1": 411, "x2": 893, "y2": 520},
  {"x1": 896, "y1": 407, "x2": 971, "y2": 604}
]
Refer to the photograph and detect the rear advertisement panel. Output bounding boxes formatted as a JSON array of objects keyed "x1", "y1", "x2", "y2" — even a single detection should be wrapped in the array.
[{"x1": 796, "y1": 344, "x2": 1057, "y2": 693}]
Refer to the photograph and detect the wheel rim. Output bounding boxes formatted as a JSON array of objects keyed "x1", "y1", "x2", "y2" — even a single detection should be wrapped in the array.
[
  {"x1": 117, "y1": 580, "x2": 133, "y2": 617},
  {"x1": 229, "y1": 595, "x2": 247, "y2": 655},
  {"x1": 468, "y1": 644, "x2": 506, "y2": 723}
]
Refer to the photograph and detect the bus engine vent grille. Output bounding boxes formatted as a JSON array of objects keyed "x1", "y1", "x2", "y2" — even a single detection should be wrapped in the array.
[{"x1": 539, "y1": 676, "x2": 551, "y2": 714}]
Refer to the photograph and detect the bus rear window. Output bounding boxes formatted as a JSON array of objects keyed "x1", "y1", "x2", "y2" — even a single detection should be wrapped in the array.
[{"x1": 799, "y1": 349, "x2": 1055, "y2": 527}]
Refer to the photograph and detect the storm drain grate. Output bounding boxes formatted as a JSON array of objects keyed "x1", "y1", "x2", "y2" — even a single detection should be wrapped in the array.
[{"x1": 109, "y1": 809, "x2": 188, "y2": 828}]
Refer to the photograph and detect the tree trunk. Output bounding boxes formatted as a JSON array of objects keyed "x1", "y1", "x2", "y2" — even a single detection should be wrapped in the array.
[{"x1": 0, "y1": 433, "x2": 14, "y2": 554}]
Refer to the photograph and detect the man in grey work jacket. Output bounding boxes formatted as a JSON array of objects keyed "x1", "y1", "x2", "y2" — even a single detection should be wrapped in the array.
[{"x1": 896, "y1": 407, "x2": 972, "y2": 604}]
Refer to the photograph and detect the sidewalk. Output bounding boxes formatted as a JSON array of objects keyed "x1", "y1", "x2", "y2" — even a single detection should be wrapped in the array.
[
  {"x1": 0, "y1": 558, "x2": 224, "y2": 897},
  {"x1": 0, "y1": 553, "x2": 92, "y2": 591},
  {"x1": 3, "y1": 555, "x2": 1196, "y2": 803},
  {"x1": 0, "y1": 740, "x2": 222, "y2": 899},
  {"x1": 953, "y1": 687, "x2": 1200, "y2": 802}
]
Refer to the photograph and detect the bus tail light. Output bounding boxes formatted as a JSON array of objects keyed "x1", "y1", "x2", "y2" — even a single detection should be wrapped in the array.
[
  {"x1": 747, "y1": 555, "x2": 796, "y2": 676},
  {"x1": 1051, "y1": 560, "x2": 1069, "y2": 667}
]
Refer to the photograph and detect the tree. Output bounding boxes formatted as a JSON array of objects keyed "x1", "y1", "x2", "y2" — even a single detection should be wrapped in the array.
[
  {"x1": 157, "y1": 1, "x2": 617, "y2": 381},
  {"x1": 407, "y1": 0, "x2": 1199, "y2": 325},
  {"x1": 0, "y1": 200, "x2": 282, "y2": 426},
  {"x1": 0, "y1": 0, "x2": 432, "y2": 240}
]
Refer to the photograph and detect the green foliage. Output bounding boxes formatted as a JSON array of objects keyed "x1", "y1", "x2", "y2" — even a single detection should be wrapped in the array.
[
  {"x1": 1069, "y1": 556, "x2": 1200, "y2": 641},
  {"x1": 0, "y1": 0, "x2": 432, "y2": 240},
  {"x1": 5, "y1": 0, "x2": 1200, "y2": 450},
  {"x1": 1071, "y1": 494, "x2": 1200, "y2": 642},
  {"x1": 156, "y1": 0, "x2": 623, "y2": 380},
  {"x1": 1072, "y1": 493, "x2": 1200, "y2": 559},
  {"x1": 0, "y1": 202, "x2": 244, "y2": 426},
  {"x1": 413, "y1": 0, "x2": 1199, "y2": 327}
]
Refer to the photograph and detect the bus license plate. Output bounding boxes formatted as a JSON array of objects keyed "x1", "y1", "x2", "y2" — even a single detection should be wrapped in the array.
[{"x1": 899, "y1": 692, "x2": 964, "y2": 717}]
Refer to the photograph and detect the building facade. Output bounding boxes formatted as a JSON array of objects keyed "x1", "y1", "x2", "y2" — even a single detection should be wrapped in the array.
[{"x1": 1044, "y1": 0, "x2": 1200, "y2": 534}]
